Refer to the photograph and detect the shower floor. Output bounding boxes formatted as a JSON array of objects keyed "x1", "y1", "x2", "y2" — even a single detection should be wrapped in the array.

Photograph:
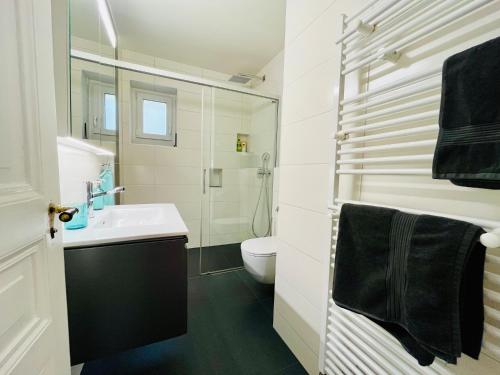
[
  {"x1": 80, "y1": 264, "x2": 306, "y2": 374},
  {"x1": 188, "y1": 242, "x2": 244, "y2": 276}
]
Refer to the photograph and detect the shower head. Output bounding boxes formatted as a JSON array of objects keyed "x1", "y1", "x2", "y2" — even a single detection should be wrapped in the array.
[
  {"x1": 262, "y1": 152, "x2": 271, "y2": 162},
  {"x1": 229, "y1": 73, "x2": 266, "y2": 84},
  {"x1": 229, "y1": 75, "x2": 252, "y2": 84}
]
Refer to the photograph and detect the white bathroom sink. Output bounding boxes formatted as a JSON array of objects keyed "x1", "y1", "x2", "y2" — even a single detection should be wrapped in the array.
[{"x1": 63, "y1": 204, "x2": 189, "y2": 248}]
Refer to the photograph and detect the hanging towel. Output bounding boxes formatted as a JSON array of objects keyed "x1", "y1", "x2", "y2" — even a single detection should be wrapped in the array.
[
  {"x1": 433, "y1": 36, "x2": 500, "y2": 189},
  {"x1": 100, "y1": 165, "x2": 115, "y2": 206},
  {"x1": 332, "y1": 204, "x2": 486, "y2": 366}
]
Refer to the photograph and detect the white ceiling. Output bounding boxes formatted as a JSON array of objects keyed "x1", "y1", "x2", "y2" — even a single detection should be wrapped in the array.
[{"x1": 71, "y1": 0, "x2": 286, "y2": 75}]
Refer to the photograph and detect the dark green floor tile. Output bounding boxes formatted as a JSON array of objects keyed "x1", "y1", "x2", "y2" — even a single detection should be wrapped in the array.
[
  {"x1": 274, "y1": 362, "x2": 308, "y2": 375},
  {"x1": 82, "y1": 270, "x2": 302, "y2": 375},
  {"x1": 81, "y1": 333, "x2": 213, "y2": 375},
  {"x1": 187, "y1": 248, "x2": 200, "y2": 278},
  {"x1": 188, "y1": 243, "x2": 243, "y2": 277},
  {"x1": 200, "y1": 243, "x2": 243, "y2": 273},
  {"x1": 259, "y1": 296, "x2": 275, "y2": 318},
  {"x1": 236, "y1": 269, "x2": 275, "y2": 300},
  {"x1": 189, "y1": 272, "x2": 257, "y2": 313}
]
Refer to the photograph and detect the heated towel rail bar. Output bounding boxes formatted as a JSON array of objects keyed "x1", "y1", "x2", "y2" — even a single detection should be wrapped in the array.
[
  {"x1": 329, "y1": 200, "x2": 500, "y2": 248},
  {"x1": 341, "y1": 0, "x2": 494, "y2": 75}
]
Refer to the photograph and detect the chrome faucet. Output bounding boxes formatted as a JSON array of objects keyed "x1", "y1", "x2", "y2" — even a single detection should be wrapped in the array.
[{"x1": 86, "y1": 181, "x2": 125, "y2": 217}]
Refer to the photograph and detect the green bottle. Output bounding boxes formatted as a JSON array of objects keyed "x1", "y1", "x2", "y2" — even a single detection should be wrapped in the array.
[{"x1": 236, "y1": 138, "x2": 242, "y2": 152}]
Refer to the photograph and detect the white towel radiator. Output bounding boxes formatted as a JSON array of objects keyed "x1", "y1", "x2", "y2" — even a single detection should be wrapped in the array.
[{"x1": 320, "y1": 0, "x2": 500, "y2": 374}]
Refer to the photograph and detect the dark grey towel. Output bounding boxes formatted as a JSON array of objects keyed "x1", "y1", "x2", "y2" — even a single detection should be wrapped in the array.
[
  {"x1": 433, "y1": 36, "x2": 500, "y2": 189},
  {"x1": 332, "y1": 204, "x2": 486, "y2": 366}
]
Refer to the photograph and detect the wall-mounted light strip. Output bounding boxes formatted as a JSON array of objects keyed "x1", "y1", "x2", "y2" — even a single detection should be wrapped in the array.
[
  {"x1": 97, "y1": 0, "x2": 117, "y2": 48},
  {"x1": 57, "y1": 137, "x2": 115, "y2": 156}
]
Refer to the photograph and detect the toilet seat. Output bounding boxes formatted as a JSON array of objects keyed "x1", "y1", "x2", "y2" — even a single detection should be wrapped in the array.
[
  {"x1": 241, "y1": 237, "x2": 277, "y2": 284},
  {"x1": 241, "y1": 237, "x2": 276, "y2": 257}
]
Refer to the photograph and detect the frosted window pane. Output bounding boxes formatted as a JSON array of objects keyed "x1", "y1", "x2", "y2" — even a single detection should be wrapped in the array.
[
  {"x1": 143, "y1": 100, "x2": 167, "y2": 136},
  {"x1": 104, "y1": 94, "x2": 116, "y2": 131}
]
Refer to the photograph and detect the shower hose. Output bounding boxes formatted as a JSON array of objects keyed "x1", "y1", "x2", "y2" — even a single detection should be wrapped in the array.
[{"x1": 251, "y1": 153, "x2": 272, "y2": 237}]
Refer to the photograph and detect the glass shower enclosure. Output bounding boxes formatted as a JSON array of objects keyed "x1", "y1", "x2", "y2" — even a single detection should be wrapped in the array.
[
  {"x1": 69, "y1": 47, "x2": 279, "y2": 276},
  {"x1": 200, "y1": 88, "x2": 278, "y2": 274}
]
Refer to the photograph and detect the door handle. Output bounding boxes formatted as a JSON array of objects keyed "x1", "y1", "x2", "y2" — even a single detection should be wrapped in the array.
[
  {"x1": 48, "y1": 203, "x2": 79, "y2": 239},
  {"x1": 203, "y1": 169, "x2": 207, "y2": 194}
]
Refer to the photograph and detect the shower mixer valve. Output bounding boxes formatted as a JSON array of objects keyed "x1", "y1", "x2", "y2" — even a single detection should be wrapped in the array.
[{"x1": 257, "y1": 168, "x2": 271, "y2": 176}]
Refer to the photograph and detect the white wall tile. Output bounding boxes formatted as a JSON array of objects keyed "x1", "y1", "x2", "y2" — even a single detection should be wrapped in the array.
[
  {"x1": 276, "y1": 204, "x2": 330, "y2": 263},
  {"x1": 122, "y1": 185, "x2": 157, "y2": 204},
  {"x1": 214, "y1": 134, "x2": 236, "y2": 152},
  {"x1": 213, "y1": 115, "x2": 243, "y2": 134},
  {"x1": 155, "y1": 166, "x2": 200, "y2": 185},
  {"x1": 273, "y1": 310, "x2": 319, "y2": 375},
  {"x1": 121, "y1": 144, "x2": 156, "y2": 165},
  {"x1": 275, "y1": 240, "x2": 323, "y2": 311},
  {"x1": 212, "y1": 201, "x2": 241, "y2": 219},
  {"x1": 178, "y1": 90, "x2": 203, "y2": 112},
  {"x1": 122, "y1": 165, "x2": 156, "y2": 185},
  {"x1": 155, "y1": 185, "x2": 201, "y2": 204},
  {"x1": 177, "y1": 110, "x2": 202, "y2": 131},
  {"x1": 280, "y1": 110, "x2": 334, "y2": 166},
  {"x1": 274, "y1": 274, "x2": 321, "y2": 354},
  {"x1": 283, "y1": 4, "x2": 337, "y2": 85},
  {"x1": 281, "y1": 58, "x2": 337, "y2": 126},
  {"x1": 274, "y1": 1, "x2": 388, "y2": 372},
  {"x1": 177, "y1": 130, "x2": 202, "y2": 150},
  {"x1": 174, "y1": 201, "x2": 202, "y2": 221},
  {"x1": 154, "y1": 147, "x2": 201, "y2": 167},
  {"x1": 284, "y1": 0, "x2": 335, "y2": 46},
  {"x1": 278, "y1": 164, "x2": 330, "y2": 214},
  {"x1": 209, "y1": 185, "x2": 241, "y2": 203}
]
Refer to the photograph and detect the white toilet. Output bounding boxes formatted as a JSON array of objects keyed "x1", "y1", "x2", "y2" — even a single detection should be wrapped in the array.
[{"x1": 241, "y1": 236, "x2": 276, "y2": 284}]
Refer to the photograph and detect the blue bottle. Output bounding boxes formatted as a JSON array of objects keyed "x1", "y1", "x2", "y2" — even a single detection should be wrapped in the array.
[
  {"x1": 93, "y1": 182, "x2": 105, "y2": 210},
  {"x1": 64, "y1": 202, "x2": 88, "y2": 230}
]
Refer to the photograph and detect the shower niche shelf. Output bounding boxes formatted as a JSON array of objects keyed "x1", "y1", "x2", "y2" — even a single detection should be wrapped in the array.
[
  {"x1": 236, "y1": 133, "x2": 249, "y2": 153},
  {"x1": 209, "y1": 168, "x2": 223, "y2": 187}
]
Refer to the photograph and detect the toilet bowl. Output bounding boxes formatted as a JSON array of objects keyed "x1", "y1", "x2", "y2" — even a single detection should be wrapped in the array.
[{"x1": 241, "y1": 236, "x2": 276, "y2": 284}]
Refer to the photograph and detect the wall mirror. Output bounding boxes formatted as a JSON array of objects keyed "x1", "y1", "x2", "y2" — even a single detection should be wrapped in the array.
[{"x1": 69, "y1": 0, "x2": 117, "y2": 154}]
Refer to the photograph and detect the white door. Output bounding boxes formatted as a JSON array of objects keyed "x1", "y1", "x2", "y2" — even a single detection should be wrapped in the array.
[{"x1": 0, "y1": 0, "x2": 71, "y2": 374}]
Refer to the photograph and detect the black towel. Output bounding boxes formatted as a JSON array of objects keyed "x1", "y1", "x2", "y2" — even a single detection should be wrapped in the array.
[
  {"x1": 332, "y1": 204, "x2": 486, "y2": 366},
  {"x1": 433, "y1": 36, "x2": 500, "y2": 189}
]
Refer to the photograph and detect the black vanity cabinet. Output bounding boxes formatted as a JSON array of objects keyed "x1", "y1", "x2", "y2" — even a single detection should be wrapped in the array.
[{"x1": 64, "y1": 236, "x2": 188, "y2": 365}]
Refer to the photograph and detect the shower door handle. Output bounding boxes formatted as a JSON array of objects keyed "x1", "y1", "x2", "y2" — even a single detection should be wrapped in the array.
[{"x1": 203, "y1": 169, "x2": 207, "y2": 194}]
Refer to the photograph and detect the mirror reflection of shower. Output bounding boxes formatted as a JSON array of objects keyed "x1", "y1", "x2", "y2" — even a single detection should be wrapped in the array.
[{"x1": 252, "y1": 152, "x2": 272, "y2": 237}]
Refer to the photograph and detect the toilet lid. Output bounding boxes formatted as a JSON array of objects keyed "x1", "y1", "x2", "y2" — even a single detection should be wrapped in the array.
[{"x1": 241, "y1": 237, "x2": 276, "y2": 256}]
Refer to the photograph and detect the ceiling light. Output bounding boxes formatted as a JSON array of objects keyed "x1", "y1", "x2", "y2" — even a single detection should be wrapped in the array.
[{"x1": 97, "y1": 0, "x2": 117, "y2": 48}]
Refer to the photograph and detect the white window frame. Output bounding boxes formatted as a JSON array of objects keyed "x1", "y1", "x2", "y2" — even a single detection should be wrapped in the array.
[
  {"x1": 88, "y1": 79, "x2": 117, "y2": 137},
  {"x1": 132, "y1": 88, "x2": 177, "y2": 146}
]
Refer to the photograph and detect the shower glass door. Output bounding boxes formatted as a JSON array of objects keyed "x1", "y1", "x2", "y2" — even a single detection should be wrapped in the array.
[{"x1": 200, "y1": 88, "x2": 278, "y2": 274}]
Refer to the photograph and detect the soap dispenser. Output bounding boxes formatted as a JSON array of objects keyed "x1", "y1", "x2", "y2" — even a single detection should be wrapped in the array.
[{"x1": 64, "y1": 182, "x2": 89, "y2": 230}]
